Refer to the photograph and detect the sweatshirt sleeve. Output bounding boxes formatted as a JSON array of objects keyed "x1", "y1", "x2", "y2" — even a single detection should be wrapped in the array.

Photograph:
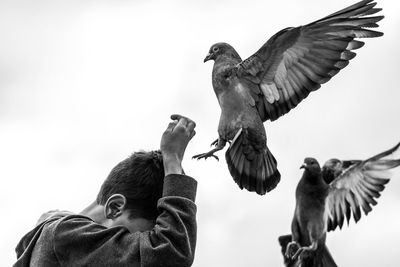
[{"x1": 53, "y1": 174, "x2": 197, "y2": 267}]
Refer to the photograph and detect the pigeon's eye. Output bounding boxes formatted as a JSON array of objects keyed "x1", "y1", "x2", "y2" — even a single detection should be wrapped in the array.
[{"x1": 212, "y1": 47, "x2": 219, "y2": 52}]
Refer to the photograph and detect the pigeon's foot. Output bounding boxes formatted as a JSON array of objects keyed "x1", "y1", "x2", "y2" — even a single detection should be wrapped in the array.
[
  {"x1": 193, "y1": 139, "x2": 227, "y2": 161},
  {"x1": 292, "y1": 246, "x2": 314, "y2": 261},
  {"x1": 192, "y1": 151, "x2": 219, "y2": 161},
  {"x1": 285, "y1": 241, "x2": 300, "y2": 259},
  {"x1": 210, "y1": 138, "x2": 230, "y2": 147}
]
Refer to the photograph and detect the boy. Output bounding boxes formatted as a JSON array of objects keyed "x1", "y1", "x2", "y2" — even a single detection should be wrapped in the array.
[{"x1": 14, "y1": 114, "x2": 198, "y2": 267}]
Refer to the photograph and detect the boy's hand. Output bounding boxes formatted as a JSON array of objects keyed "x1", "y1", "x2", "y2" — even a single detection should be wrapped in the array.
[{"x1": 160, "y1": 114, "x2": 196, "y2": 176}]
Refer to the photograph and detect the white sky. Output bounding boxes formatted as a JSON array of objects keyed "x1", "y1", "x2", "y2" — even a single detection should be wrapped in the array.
[{"x1": 1, "y1": 0, "x2": 399, "y2": 266}]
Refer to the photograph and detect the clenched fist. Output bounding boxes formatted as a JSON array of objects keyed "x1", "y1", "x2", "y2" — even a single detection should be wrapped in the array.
[{"x1": 160, "y1": 114, "x2": 196, "y2": 176}]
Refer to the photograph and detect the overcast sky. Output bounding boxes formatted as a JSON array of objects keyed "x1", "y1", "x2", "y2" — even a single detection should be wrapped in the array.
[{"x1": 1, "y1": 0, "x2": 399, "y2": 266}]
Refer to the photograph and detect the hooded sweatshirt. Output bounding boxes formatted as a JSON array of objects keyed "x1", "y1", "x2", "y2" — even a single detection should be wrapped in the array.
[{"x1": 14, "y1": 174, "x2": 197, "y2": 267}]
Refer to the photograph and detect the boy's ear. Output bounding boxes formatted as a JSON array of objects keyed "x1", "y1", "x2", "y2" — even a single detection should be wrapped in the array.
[{"x1": 104, "y1": 194, "x2": 127, "y2": 219}]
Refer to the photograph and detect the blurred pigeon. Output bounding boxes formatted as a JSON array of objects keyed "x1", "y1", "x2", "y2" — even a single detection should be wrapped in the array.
[
  {"x1": 193, "y1": 0, "x2": 384, "y2": 195},
  {"x1": 279, "y1": 142, "x2": 400, "y2": 267}
]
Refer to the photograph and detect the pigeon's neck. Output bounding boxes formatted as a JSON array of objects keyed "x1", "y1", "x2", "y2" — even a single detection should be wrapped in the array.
[
  {"x1": 297, "y1": 170, "x2": 328, "y2": 202},
  {"x1": 302, "y1": 170, "x2": 324, "y2": 186},
  {"x1": 215, "y1": 53, "x2": 241, "y2": 65}
]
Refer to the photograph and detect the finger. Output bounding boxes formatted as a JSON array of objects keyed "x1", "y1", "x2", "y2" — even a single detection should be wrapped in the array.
[
  {"x1": 187, "y1": 121, "x2": 196, "y2": 132},
  {"x1": 170, "y1": 115, "x2": 181, "y2": 127},
  {"x1": 171, "y1": 114, "x2": 195, "y2": 127},
  {"x1": 171, "y1": 114, "x2": 185, "y2": 121},
  {"x1": 175, "y1": 116, "x2": 189, "y2": 129},
  {"x1": 189, "y1": 130, "x2": 196, "y2": 140},
  {"x1": 292, "y1": 249, "x2": 302, "y2": 260},
  {"x1": 166, "y1": 122, "x2": 176, "y2": 132}
]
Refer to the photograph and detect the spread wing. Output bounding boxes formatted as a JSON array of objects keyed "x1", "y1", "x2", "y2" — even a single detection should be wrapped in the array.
[
  {"x1": 325, "y1": 142, "x2": 400, "y2": 232},
  {"x1": 236, "y1": 0, "x2": 383, "y2": 121}
]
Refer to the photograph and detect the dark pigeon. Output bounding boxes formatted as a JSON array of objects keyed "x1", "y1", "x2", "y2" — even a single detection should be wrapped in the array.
[
  {"x1": 279, "y1": 142, "x2": 400, "y2": 267},
  {"x1": 193, "y1": 0, "x2": 384, "y2": 195}
]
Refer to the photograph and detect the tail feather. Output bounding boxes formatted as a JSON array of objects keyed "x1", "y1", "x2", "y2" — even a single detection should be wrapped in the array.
[{"x1": 225, "y1": 127, "x2": 280, "y2": 195}]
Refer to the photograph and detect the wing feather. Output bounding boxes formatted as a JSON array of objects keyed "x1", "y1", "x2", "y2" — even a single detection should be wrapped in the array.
[
  {"x1": 325, "y1": 143, "x2": 400, "y2": 232},
  {"x1": 237, "y1": 0, "x2": 383, "y2": 121}
]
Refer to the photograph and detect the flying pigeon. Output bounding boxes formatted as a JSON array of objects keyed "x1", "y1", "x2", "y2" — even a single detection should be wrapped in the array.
[
  {"x1": 279, "y1": 142, "x2": 400, "y2": 267},
  {"x1": 193, "y1": 0, "x2": 384, "y2": 195}
]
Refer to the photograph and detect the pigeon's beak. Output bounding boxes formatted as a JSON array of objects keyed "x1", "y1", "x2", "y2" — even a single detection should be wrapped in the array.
[
  {"x1": 204, "y1": 52, "x2": 213, "y2": 63},
  {"x1": 300, "y1": 163, "x2": 306, "y2": 169}
]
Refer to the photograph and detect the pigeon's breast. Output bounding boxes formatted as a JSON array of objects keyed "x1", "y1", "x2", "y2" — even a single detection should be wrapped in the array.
[
  {"x1": 217, "y1": 84, "x2": 264, "y2": 140},
  {"x1": 212, "y1": 60, "x2": 264, "y2": 140},
  {"x1": 212, "y1": 62, "x2": 236, "y2": 93}
]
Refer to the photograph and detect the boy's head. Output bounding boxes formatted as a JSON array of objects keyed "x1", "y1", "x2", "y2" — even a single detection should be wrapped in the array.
[{"x1": 96, "y1": 150, "x2": 165, "y2": 226}]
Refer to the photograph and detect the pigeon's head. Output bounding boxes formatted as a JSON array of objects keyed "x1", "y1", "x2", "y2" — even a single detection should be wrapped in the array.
[
  {"x1": 204, "y1": 42, "x2": 239, "y2": 63},
  {"x1": 300, "y1": 157, "x2": 321, "y2": 174}
]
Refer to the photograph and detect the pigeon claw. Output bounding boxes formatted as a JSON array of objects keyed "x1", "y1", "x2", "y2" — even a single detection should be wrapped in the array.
[
  {"x1": 210, "y1": 139, "x2": 219, "y2": 147},
  {"x1": 285, "y1": 241, "x2": 300, "y2": 259},
  {"x1": 192, "y1": 152, "x2": 219, "y2": 161},
  {"x1": 291, "y1": 246, "x2": 312, "y2": 261}
]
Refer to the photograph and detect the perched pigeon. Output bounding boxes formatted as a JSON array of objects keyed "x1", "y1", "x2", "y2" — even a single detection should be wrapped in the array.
[
  {"x1": 193, "y1": 0, "x2": 384, "y2": 195},
  {"x1": 279, "y1": 142, "x2": 400, "y2": 267}
]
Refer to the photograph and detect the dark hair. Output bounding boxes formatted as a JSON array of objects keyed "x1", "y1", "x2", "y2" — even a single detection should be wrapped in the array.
[{"x1": 96, "y1": 150, "x2": 164, "y2": 220}]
